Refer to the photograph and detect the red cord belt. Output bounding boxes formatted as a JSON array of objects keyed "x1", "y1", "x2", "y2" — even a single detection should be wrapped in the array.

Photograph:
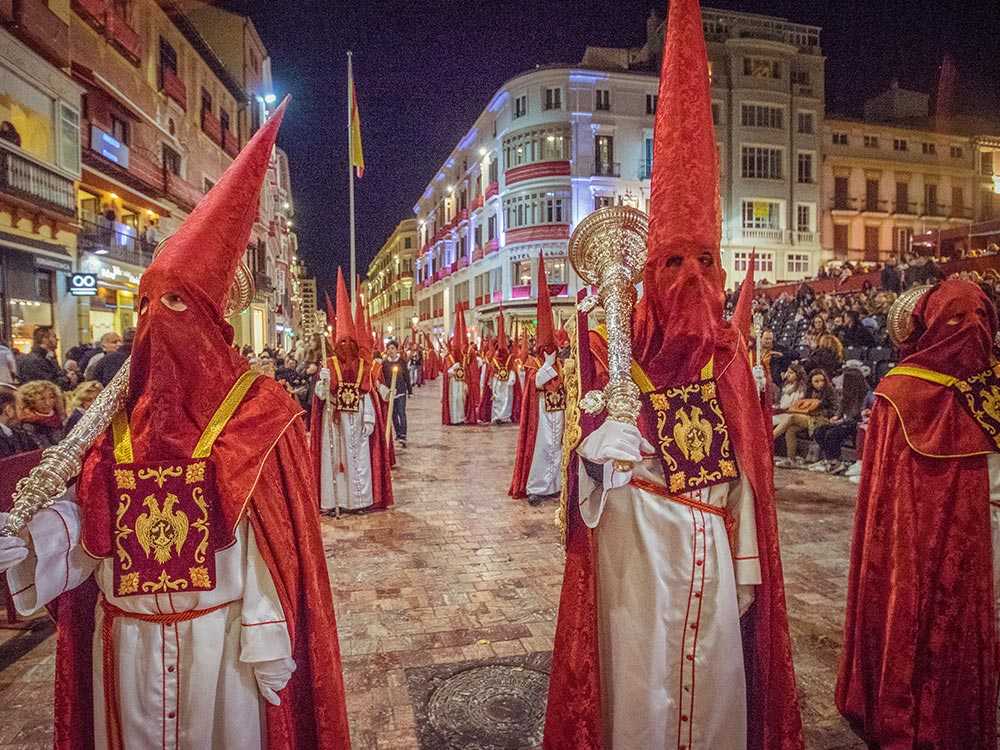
[
  {"x1": 628, "y1": 477, "x2": 736, "y2": 540},
  {"x1": 100, "y1": 596, "x2": 232, "y2": 750}
]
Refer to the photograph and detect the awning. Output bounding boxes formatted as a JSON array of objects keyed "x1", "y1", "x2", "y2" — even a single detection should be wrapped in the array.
[{"x1": 81, "y1": 167, "x2": 172, "y2": 217}]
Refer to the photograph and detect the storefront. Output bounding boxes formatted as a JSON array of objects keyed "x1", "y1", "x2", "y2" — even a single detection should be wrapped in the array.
[
  {"x1": 0, "y1": 235, "x2": 73, "y2": 354},
  {"x1": 77, "y1": 254, "x2": 141, "y2": 340}
]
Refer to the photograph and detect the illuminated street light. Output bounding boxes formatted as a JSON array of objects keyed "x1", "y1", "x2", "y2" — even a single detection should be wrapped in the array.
[{"x1": 264, "y1": 93, "x2": 277, "y2": 104}]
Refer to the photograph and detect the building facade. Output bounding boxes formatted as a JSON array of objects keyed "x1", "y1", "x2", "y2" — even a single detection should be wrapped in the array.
[
  {"x1": 366, "y1": 218, "x2": 417, "y2": 340},
  {"x1": 410, "y1": 8, "x2": 827, "y2": 340}
]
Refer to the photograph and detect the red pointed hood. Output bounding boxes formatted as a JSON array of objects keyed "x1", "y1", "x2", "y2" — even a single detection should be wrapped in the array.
[
  {"x1": 496, "y1": 307, "x2": 509, "y2": 357},
  {"x1": 452, "y1": 303, "x2": 469, "y2": 358},
  {"x1": 127, "y1": 99, "x2": 287, "y2": 458},
  {"x1": 633, "y1": 0, "x2": 724, "y2": 384},
  {"x1": 334, "y1": 268, "x2": 355, "y2": 344},
  {"x1": 324, "y1": 291, "x2": 336, "y2": 337},
  {"x1": 732, "y1": 249, "x2": 757, "y2": 339},
  {"x1": 535, "y1": 254, "x2": 556, "y2": 353},
  {"x1": 354, "y1": 292, "x2": 372, "y2": 359}
]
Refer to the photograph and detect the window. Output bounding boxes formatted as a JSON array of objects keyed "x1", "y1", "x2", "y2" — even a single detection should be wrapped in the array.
[
  {"x1": 796, "y1": 204, "x2": 812, "y2": 232},
  {"x1": 159, "y1": 37, "x2": 178, "y2": 74},
  {"x1": 863, "y1": 135, "x2": 879, "y2": 149},
  {"x1": 925, "y1": 183, "x2": 939, "y2": 214},
  {"x1": 492, "y1": 119, "x2": 497, "y2": 138},
  {"x1": 220, "y1": 109, "x2": 230, "y2": 133},
  {"x1": 513, "y1": 259, "x2": 533, "y2": 287},
  {"x1": 203, "y1": 177, "x2": 215, "y2": 193},
  {"x1": 57, "y1": 103, "x2": 80, "y2": 175},
  {"x1": 741, "y1": 104, "x2": 783, "y2": 129},
  {"x1": 646, "y1": 94, "x2": 658, "y2": 115},
  {"x1": 790, "y1": 69, "x2": 811, "y2": 87},
  {"x1": 594, "y1": 135, "x2": 615, "y2": 176},
  {"x1": 734, "y1": 252, "x2": 773, "y2": 273},
  {"x1": 893, "y1": 138, "x2": 908, "y2": 152},
  {"x1": 487, "y1": 214, "x2": 496, "y2": 240},
  {"x1": 982, "y1": 152, "x2": 994, "y2": 176},
  {"x1": 545, "y1": 196, "x2": 564, "y2": 223},
  {"x1": 952, "y1": 186, "x2": 965, "y2": 214},
  {"x1": 865, "y1": 179, "x2": 880, "y2": 211},
  {"x1": 162, "y1": 144, "x2": 181, "y2": 176},
  {"x1": 833, "y1": 176, "x2": 849, "y2": 209},
  {"x1": 797, "y1": 112, "x2": 814, "y2": 134},
  {"x1": 504, "y1": 192, "x2": 568, "y2": 229},
  {"x1": 895, "y1": 182, "x2": 910, "y2": 212},
  {"x1": 595, "y1": 89, "x2": 610, "y2": 111},
  {"x1": 404, "y1": 236, "x2": 413, "y2": 249},
  {"x1": 864, "y1": 226, "x2": 880, "y2": 259},
  {"x1": 796, "y1": 152, "x2": 813, "y2": 184},
  {"x1": 200, "y1": 89, "x2": 212, "y2": 115},
  {"x1": 110, "y1": 114, "x2": 129, "y2": 146},
  {"x1": 832, "y1": 132, "x2": 848, "y2": 146},
  {"x1": 950, "y1": 145, "x2": 964, "y2": 159},
  {"x1": 741, "y1": 200, "x2": 780, "y2": 230},
  {"x1": 513, "y1": 94, "x2": 527, "y2": 119},
  {"x1": 541, "y1": 134, "x2": 565, "y2": 161},
  {"x1": 833, "y1": 224, "x2": 848, "y2": 252},
  {"x1": 488, "y1": 159, "x2": 498, "y2": 184},
  {"x1": 787, "y1": 253, "x2": 810, "y2": 274},
  {"x1": 741, "y1": 146, "x2": 782, "y2": 179},
  {"x1": 922, "y1": 142, "x2": 936, "y2": 155},
  {"x1": 544, "y1": 88, "x2": 562, "y2": 110},
  {"x1": 502, "y1": 126, "x2": 570, "y2": 170},
  {"x1": 982, "y1": 189, "x2": 995, "y2": 220},
  {"x1": 712, "y1": 102, "x2": 721, "y2": 126},
  {"x1": 594, "y1": 195, "x2": 614, "y2": 211},
  {"x1": 893, "y1": 227, "x2": 913, "y2": 254},
  {"x1": 474, "y1": 224, "x2": 482, "y2": 248},
  {"x1": 743, "y1": 57, "x2": 780, "y2": 79}
]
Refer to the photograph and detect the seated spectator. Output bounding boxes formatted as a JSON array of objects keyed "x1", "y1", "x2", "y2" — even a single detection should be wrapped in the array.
[
  {"x1": 803, "y1": 316, "x2": 827, "y2": 348},
  {"x1": 773, "y1": 363, "x2": 807, "y2": 419},
  {"x1": 805, "y1": 333, "x2": 844, "y2": 378},
  {"x1": 772, "y1": 368, "x2": 837, "y2": 467},
  {"x1": 840, "y1": 310, "x2": 876, "y2": 348},
  {"x1": 808, "y1": 367, "x2": 873, "y2": 474},
  {"x1": 0, "y1": 387, "x2": 37, "y2": 457},
  {"x1": 17, "y1": 380, "x2": 64, "y2": 448},
  {"x1": 65, "y1": 380, "x2": 102, "y2": 432}
]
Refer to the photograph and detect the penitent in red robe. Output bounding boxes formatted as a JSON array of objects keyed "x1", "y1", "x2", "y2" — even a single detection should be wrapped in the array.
[
  {"x1": 507, "y1": 358, "x2": 542, "y2": 499},
  {"x1": 54, "y1": 377, "x2": 352, "y2": 750},
  {"x1": 836, "y1": 373, "x2": 997, "y2": 750},
  {"x1": 543, "y1": 313, "x2": 803, "y2": 750}
]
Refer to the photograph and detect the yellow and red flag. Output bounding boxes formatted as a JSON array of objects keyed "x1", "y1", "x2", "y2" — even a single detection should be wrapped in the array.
[{"x1": 350, "y1": 78, "x2": 365, "y2": 178}]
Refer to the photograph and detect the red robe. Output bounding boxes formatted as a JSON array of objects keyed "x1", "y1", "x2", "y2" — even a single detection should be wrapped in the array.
[
  {"x1": 543, "y1": 319, "x2": 803, "y2": 750},
  {"x1": 508, "y1": 357, "x2": 550, "y2": 499},
  {"x1": 308, "y1": 359, "x2": 393, "y2": 511},
  {"x1": 55, "y1": 377, "x2": 352, "y2": 750},
  {"x1": 836, "y1": 374, "x2": 996, "y2": 749}
]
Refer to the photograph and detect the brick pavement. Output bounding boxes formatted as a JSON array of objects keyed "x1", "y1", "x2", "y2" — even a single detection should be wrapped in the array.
[{"x1": 0, "y1": 382, "x2": 870, "y2": 749}]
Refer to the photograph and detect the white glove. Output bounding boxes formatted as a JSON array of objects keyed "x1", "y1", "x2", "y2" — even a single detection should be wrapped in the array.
[
  {"x1": 577, "y1": 421, "x2": 654, "y2": 467},
  {"x1": 543, "y1": 351, "x2": 557, "y2": 369},
  {"x1": 319, "y1": 367, "x2": 331, "y2": 383},
  {"x1": 0, "y1": 514, "x2": 29, "y2": 575},
  {"x1": 253, "y1": 656, "x2": 296, "y2": 706},
  {"x1": 752, "y1": 365, "x2": 766, "y2": 394}
]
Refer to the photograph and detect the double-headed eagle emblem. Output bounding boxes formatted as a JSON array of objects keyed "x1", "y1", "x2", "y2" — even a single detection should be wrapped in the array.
[{"x1": 135, "y1": 493, "x2": 190, "y2": 565}]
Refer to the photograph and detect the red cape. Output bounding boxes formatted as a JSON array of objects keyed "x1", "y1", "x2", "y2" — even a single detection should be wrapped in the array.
[
  {"x1": 508, "y1": 362, "x2": 541, "y2": 499},
  {"x1": 308, "y1": 360, "x2": 393, "y2": 511},
  {"x1": 543, "y1": 322, "x2": 804, "y2": 750},
  {"x1": 835, "y1": 378, "x2": 996, "y2": 749},
  {"x1": 53, "y1": 382, "x2": 352, "y2": 750}
]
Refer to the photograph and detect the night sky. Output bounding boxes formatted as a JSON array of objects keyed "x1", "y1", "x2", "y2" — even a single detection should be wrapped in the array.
[{"x1": 222, "y1": 0, "x2": 1000, "y2": 296}]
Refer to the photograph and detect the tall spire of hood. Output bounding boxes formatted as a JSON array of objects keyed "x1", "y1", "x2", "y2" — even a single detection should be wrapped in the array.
[
  {"x1": 496, "y1": 305, "x2": 509, "y2": 355},
  {"x1": 535, "y1": 253, "x2": 556, "y2": 353},
  {"x1": 324, "y1": 291, "x2": 336, "y2": 337},
  {"x1": 454, "y1": 303, "x2": 469, "y2": 355},
  {"x1": 144, "y1": 97, "x2": 289, "y2": 322},
  {"x1": 334, "y1": 268, "x2": 356, "y2": 344},
  {"x1": 647, "y1": 0, "x2": 719, "y2": 268},
  {"x1": 732, "y1": 249, "x2": 757, "y2": 339}
]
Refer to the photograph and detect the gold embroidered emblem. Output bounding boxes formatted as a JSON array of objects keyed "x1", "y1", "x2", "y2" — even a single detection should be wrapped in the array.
[
  {"x1": 134, "y1": 493, "x2": 190, "y2": 565},
  {"x1": 114, "y1": 469, "x2": 136, "y2": 490},
  {"x1": 669, "y1": 472, "x2": 687, "y2": 493},
  {"x1": 956, "y1": 363, "x2": 1000, "y2": 449},
  {"x1": 185, "y1": 461, "x2": 206, "y2": 485},
  {"x1": 673, "y1": 407, "x2": 714, "y2": 463},
  {"x1": 544, "y1": 387, "x2": 567, "y2": 412},
  {"x1": 189, "y1": 566, "x2": 212, "y2": 588},
  {"x1": 138, "y1": 465, "x2": 183, "y2": 489},
  {"x1": 141, "y1": 570, "x2": 189, "y2": 593},
  {"x1": 118, "y1": 572, "x2": 139, "y2": 596}
]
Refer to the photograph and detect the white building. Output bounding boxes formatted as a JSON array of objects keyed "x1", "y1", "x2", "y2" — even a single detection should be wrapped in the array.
[{"x1": 412, "y1": 7, "x2": 826, "y2": 338}]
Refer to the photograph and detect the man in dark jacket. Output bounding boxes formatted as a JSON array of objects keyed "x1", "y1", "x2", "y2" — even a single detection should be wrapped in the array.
[
  {"x1": 880, "y1": 256, "x2": 902, "y2": 293},
  {"x1": 92, "y1": 326, "x2": 134, "y2": 386},
  {"x1": 17, "y1": 326, "x2": 61, "y2": 384},
  {"x1": 381, "y1": 340, "x2": 412, "y2": 447},
  {"x1": 0, "y1": 388, "x2": 38, "y2": 457}
]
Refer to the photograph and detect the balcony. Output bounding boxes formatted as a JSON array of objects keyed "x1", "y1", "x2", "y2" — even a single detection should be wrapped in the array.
[
  {"x1": 491, "y1": 290, "x2": 502, "y2": 303},
  {"x1": 511, "y1": 284, "x2": 532, "y2": 299},
  {"x1": 504, "y1": 160, "x2": 571, "y2": 186},
  {"x1": 485, "y1": 238, "x2": 500, "y2": 254},
  {"x1": 78, "y1": 218, "x2": 154, "y2": 267},
  {"x1": 253, "y1": 270, "x2": 273, "y2": 294},
  {"x1": 831, "y1": 196, "x2": 858, "y2": 213},
  {"x1": 638, "y1": 160, "x2": 653, "y2": 180},
  {"x1": 593, "y1": 161, "x2": 621, "y2": 178},
  {"x1": 163, "y1": 169, "x2": 201, "y2": 211},
  {"x1": 892, "y1": 201, "x2": 917, "y2": 216},
  {"x1": 472, "y1": 245, "x2": 484, "y2": 261},
  {"x1": 71, "y1": 0, "x2": 107, "y2": 30},
  {"x1": 106, "y1": 12, "x2": 142, "y2": 66},
  {"x1": 0, "y1": 145, "x2": 75, "y2": 218},
  {"x1": 457, "y1": 208, "x2": 469, "y2": 223},
  {"x1": 449, "y1": 261, "x2": 459, "y2": 274},
  {"x1": 2, "y1": 0, "x2": 70, "y2": 68},
  {"x1": 471, "y1": 194, "x2": 484, "y2": 211},
  {"x1": 159, "y1": 66, "x2": 187, "y2": 110},
  {"x1": 740, "y1": 228, "x2": 785, "y2": 243},
  {"x1": 921, "y1": 204, "x2": 948, "y2": 220},
  {"x1": 222, "y1": 129, "x2": 240, "y2": 158},
  {"x1": 794, "y1": 231, "x2": 817, "y2": 244},
  {"x1": 485, "y1": 181, "x2": 499, "y2": 200},
  {"x1": 504, "y1": 225, "x2": 570, "y2": 244},
  {"x1": 458, "y1": 256, "x2": 469, "y2": 269},
  {"x1": 861, "y1": 198, "x2": 889, "y2": 215},
  {"x1": 201, "y1": 109, "x2": 222, "y2": 145}
]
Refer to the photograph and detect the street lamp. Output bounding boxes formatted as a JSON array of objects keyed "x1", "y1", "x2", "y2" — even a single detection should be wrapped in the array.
[{"x1": 264, "y1": 93, "x2": 277, "y2": 105}]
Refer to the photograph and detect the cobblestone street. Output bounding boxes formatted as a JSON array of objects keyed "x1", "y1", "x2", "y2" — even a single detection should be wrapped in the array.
[{"x1": 0, "y1": 383, "x2": 865, "y2": 749}]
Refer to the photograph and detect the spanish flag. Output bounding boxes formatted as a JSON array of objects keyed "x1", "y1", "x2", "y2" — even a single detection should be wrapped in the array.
[{"x1": 350, "y1": 77, "x2": 365, "y2": 178}]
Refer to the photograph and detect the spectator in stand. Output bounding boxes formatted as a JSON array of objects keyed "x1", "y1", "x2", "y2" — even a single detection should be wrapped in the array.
[
  {"x1": 840, "y1": 310, "x2": 876, "y2": 348},
  {"x1": 64, "y1": 380, "x2": 102, "y2": 433},
  {"x1": 93, "y1": 327, "x2": 134, "y2": 386},
  {"x1": 773, "y1": 363, "x2": 807, "y2": 418},
  {"x1": 805, "y1": 333, "x2": 844, "y2": 378},
  {"x1": 16, "y1": 380, "x2": 64, "y2": 448},
  {"x1": 83, "y1": 331, "x2": 122, "y2": 380},
  {"x1": 880, "y1": 255, "x2": 903, "y2": 293},
  {"x1": 18, "y1": 326, "x2": 61, "y2": 384},
  {"x1": 804, "y1": 316, "x2": 828, "y2": 348},
  {"x1": 759, "y1": 328, "x2": 786, "y2": 384},
  {"x1": 0, "y1": 335, "x2": 16, "y2": 386},
  {"x1": 0, "y1": 387, "x2": 37, "y2": 457},
  {"x1": 773, "y1": 368, "x2": 838, "y2": 467},
  {"x1": 808, "y1": 367, "x2": 873, "y2": 474}
]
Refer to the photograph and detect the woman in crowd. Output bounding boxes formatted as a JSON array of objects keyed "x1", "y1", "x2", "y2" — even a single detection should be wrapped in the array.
[
  {"x1": 840, "y1": 310, "x2": 876, "y2": 348},
  {"x1": 773, "y1": 368, "x2": 838, "y2": 467},
  {"x1": 804, "y1": 316, "x2": 828, "y2": 348},
  {"x1": 64, "y1": 380, "x2": 102, "y2": 432},
  {"x1": 773, "y1": 362, "x2": 807, "y2": 418},
  {"x1": 16, "y1": 380, "x2": 65, "y2": 448},
  {"x1": 806, "y1": 333, "x2": 845, "y2": 378},
  {"x1": 807, "y1": 367, "x2": 873, "y2": 474}
]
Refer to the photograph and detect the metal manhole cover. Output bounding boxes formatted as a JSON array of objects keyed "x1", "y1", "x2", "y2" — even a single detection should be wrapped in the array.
[{"x1": 426, "y1": 664, "x2": 548, "y2": 749}]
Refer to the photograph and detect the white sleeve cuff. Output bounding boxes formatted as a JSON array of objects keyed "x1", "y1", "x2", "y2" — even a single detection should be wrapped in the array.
[
  {"x1": 535, "y1": 365, "x2": 557, "y2": 387},
  {"x1": 578, "y1": 462, "x2": 631, "y2": 529},
  {"x1": 734, "y1": 556, "x2": 762, "y2": 586},
  {"x1": 240, "y1": 523, "x2": 292, "y2": 664}
]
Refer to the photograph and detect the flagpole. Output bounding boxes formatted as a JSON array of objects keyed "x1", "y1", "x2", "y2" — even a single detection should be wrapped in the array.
[{"x1": 347, "y1": 51, "x2": 357, "y2": 307}]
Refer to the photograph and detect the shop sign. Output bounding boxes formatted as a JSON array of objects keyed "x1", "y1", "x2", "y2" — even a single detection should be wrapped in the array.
[
  {"x1": 507, "y1": 244, "x2": 566, "y2": 262},
  {"x1": 91, "y1": 125, "x2": 130, "y2": 168},
  {"x1": 69, "y1": 272, "x2": 98, "y2": 296}
]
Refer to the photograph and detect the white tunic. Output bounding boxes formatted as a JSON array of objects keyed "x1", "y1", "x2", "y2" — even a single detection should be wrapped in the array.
[
  {"x1": 8, "y1": 497, "x2": 290, "y2": 750},
  {"x1": 315, "y1": 379, "x2": 376, "y2": 511},
  {"x1": 526, "y1": 364, "x2": 564, "y2": 497},
  {"x1": 578, "y1": 457, "x2": 761, "y2": 750},
  {"x1": 490, "y1": 370, "x2": 516, "y2": 423},
  {"x1": 446, "y1": 363, "x2": 467, "y2": 425}
]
